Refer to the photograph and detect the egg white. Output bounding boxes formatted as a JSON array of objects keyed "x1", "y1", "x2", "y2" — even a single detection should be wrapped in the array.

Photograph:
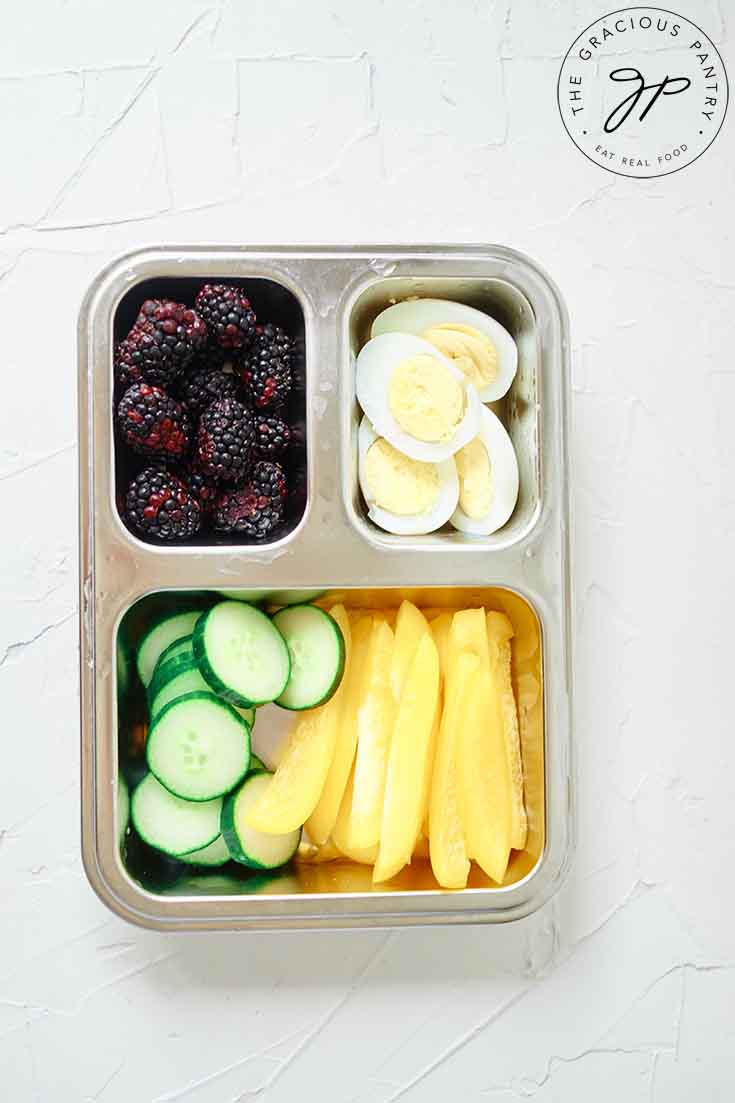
[
  {"x1": 358, "y1": 417, "x2": 459, "y2": 535},
  {"x1": 355, "y1": 332, "x2": 481, "y2": 462},
  {"x1": 371, "y1": 298, "x2": 518, "y2": 403},
  {"x1": 450, "y1": 405, "x2": 519, "y2": 536}
]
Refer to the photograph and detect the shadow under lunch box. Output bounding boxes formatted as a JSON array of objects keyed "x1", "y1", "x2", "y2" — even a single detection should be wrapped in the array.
[{"x1": 78, "y1": 245, "x2": 574, "y2": 931}]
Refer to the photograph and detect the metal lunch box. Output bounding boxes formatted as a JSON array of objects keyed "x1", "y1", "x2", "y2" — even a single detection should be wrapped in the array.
[{"x1": 78, "y1": 245, "x2": 573, "y2": 930}]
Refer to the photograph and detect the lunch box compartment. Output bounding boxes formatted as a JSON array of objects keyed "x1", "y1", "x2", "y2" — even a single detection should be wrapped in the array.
[
  {"x1": 115, "y1": 586, "x2": 545, "y2": 899},
  {"x1": 112, "y1": 276, "x2": 308, "y2": 550},
  {"x1": 345, "y1": 276, "x2": 540, "y2": 551}
]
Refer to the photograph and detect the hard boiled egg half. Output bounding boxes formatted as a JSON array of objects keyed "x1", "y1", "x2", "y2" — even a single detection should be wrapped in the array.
[
  {"x1": 355, "y1": 333, "x2": 481, "y2": 462},
  {"x1": 450, "y1": 405, "x2": 519, "y2": 536},
  {"x1": 358, "y1": 417, "x2": 459, "y2": 535},
  {"x1": 371, "y1": 298, "x2": 517, "y2": 403}
]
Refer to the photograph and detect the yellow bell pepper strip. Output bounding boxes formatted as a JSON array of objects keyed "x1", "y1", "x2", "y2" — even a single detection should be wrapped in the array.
[
  {"x1": 390, "y1": 600, "x2": 429, "y2": 702},
  {"x1": 487, "y1": 611, "x2": 527, "y2": 850},
  {"x1": 374, "y1": 631, "x2": 440, "y2": 883},
  {"x1": 430, "y1": 612, "x2": 452, "y2": 674},
  {"x1": 429, "y1": 648, "x2": 476, "y2": 889},
  {"x1": 342, "y1": 619, "x2": 397, "y2": 851},
  {"x1": 421, "y1": 613, "x2": 453, "y2": 838},
  {"x1": 457, "y1": 658, "x2": 512, "y2": 884},
  {"x1": 305, "y1": 616, "x2": 372, "y2": 845}
]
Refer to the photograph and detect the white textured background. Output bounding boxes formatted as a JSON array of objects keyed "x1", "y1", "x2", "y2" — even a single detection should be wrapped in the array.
[{"x1": 1, "y1": 1, "x2": 733, "y2": 1099}]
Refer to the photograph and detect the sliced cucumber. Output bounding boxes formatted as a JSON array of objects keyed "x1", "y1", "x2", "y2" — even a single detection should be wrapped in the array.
[
  {"x1": 136, "y1": 611, "x2": 202, "y2": 687},
  {"x1": 148, "y1": 643, "x2": 197, "y2": 705},
  {"x1": 148, "y1": 657, "x2": 194, "y2": 706},
  {"x1": 131, "y1": 773, "x2": 222, "y2": 857},
  {"x1": 178, "y1": 834, "x2": 231, "y2": 867},
  {"x1": 221, "y1": 772, "x2": 301, "y2": 869},
  {"x1": 269, "y1": 589, "x2": 326, "y2": 607},
  {"x1": 272, "y1": 604, "x2": 345, "y2": 710},
  {"x1": 249, "y1": 753, "x2": 267, "y2": 774},
  {"x1": 194, "y1": 601, "x2": 290, "y2": 707},
  {"x1": 149, "y1": 663, "x2": 210, "y2": 720},
  {"x1": 150, "y1": 669, "x2": 257, "y2": 727},
  {"x1": 155, "y1": 635, "x2": 194, "y2": 674},
  {"x1": 147, "y1": 692, "x2": 251, "y2": 801}
]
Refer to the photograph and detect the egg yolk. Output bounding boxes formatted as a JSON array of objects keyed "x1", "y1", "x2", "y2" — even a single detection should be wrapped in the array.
[
  {"x1": 388, "y1": 354, "x2": 464, "y2": 442},
  {"x1": 455, "y1": 437, "x2": 493, "y2": 518},
  {"x1": 364, "y1": 437, "x2": 439, "y2": 516},
  {"x1": 422, "y1": 324, "x2": 498, "y2": 391}
]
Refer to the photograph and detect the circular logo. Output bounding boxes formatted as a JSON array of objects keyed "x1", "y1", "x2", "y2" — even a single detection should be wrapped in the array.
[{"x1": 557, "y1": 7, "x2": 728, "y2": 178}]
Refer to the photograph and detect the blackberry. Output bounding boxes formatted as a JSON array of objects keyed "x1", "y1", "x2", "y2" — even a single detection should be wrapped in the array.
[
  {"x1": 115, "y1": 299, "x2": 207, "y2": 389},
  {"x1": 197, "y1": 397, "x2": 254, "y2": 482},
  {"x1": 195, "y1": 284, "x2": 257, "y2": 352},
  {"x1": 253, "y1": 460, "x2": 287, "y2": 500},
  {"x1": 178, "y1": 363, "x2": 239, "y2": 418},
  {"x1": 213, "y1": 462, "x2": 287, "y2": 539},
  {"x1": 241, "y1": 324, "x2": 293, "y2": 409},
  {"x1": 116, "y1": 383, "x2": 191, "y2": 459},
  {"x1": 124, "y1": 467, "x2": 201, "y2": 541},
  {"x1": 185, "y1": 457, "x2": 221, "y2": 515},
  {"x1": 252, "y1": 413, "x2": 291, "y2": 460}
]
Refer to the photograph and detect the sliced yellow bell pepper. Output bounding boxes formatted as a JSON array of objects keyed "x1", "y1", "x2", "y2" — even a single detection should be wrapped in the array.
[
  {"x1": 331, "y1": 767, "x2": 355, "y2": 854},
  {"x1": 421, "y1": 613, "x2": 452, "y2": 838},
  {"x1": 429, "y1": 648, "x2": 476, "y2": 889},
  {"x1": 430, "y1": 612, "x2": 452, "y2": 674},
  {"x1": 331, "y1": 765, "x2": 378, "y2": 864},
  {"x1": 244, "y1": 606, "x2": 350, "y2": 835},
  {"x1": 245, "y1": 708, "x2": 328, "y2": 834},
  {"x1": 390, "y1": 600, "x2": 429, "y2": 701},
  {"x1": 456, "y1": 660, "x2": 512, "y2": 884},
  {"x1": 449, "y1": 607, "x2": 490, "y2": 667},
  {"x1": 374, "y1": 631, "x2": 440, "y2": 883},
  {"x1": 342, "y1": 619, "x2": 396, "y2": 851},
  {"x1": 306, "y1": 616, "x2": 372, "y2": 845},
  {"x1": 487, "y1": 611, "x2": 527, "y2": 850},
  {"x1": 438, "y1": 607, "x2": 512, "y2": 880}
]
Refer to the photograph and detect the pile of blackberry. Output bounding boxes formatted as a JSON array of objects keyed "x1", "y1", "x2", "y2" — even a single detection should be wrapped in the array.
[{"x1": 113, "y1": 285, "x2": 298, "y2": 543}]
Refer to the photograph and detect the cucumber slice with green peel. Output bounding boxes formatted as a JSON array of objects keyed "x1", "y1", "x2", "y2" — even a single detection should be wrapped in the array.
[
  {"x1": 155, "y1": 635, "x2": 194, "y2": 674},
  {"x1": 194, "y1": 601, "x2": 290, "y2": 707},
  {"x1": 150, "y1": 671, "x2": 257, "y2": 727},
  {"x1": 268, "y1": 589, "x2": 326, "y2": 607},
  {"x1": 248, "y1": 753, "x2": 267, "y2": 774},
  {"x1": 149, "y1": 663, "x2": 210, "y2": 720},
  {"x1": 178, "y1": 834, "x2": 231, "y2": 867},
  {"x1": 221, "y1": 773, "x2": 301, "y2": 869},
  {"x1": 272, "y1": 604, "x2": 345, "y2": 710},
  {"x1": 147, "y1": 692, "x2": 251, "y2": 801},
  {"x1": 148, "y1": 649, "x2": 198, "y2": 706},
  {"x1": 131, "y1": 773, "x2": 222, "y2": 857},
  {"x1": 136, "y1": 611, "x2": 202, "y2": 687}
]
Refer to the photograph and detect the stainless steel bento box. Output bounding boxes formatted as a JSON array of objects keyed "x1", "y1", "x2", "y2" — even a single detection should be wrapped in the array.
[{"x1": 78, "y1": 245, "x2": 573, "y2": 930}]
